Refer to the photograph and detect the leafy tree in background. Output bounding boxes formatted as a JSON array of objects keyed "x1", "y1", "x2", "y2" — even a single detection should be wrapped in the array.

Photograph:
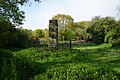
[
  {"x1": 0, "y1": 0, "x2": 41, "y2": 26},
  {"x1": 104, "y1": 29, "x2": 117, "y2": 43},
  {"x1": 0, "y1": 18, "x2": 16, "y2": 48},
  {"x1": 76, "y1": 21, "x2": 90, "y2": 42},
  {"x1": 116, "y1": 3, "x2": 120, "y2": 17},
  {"x1": 64, "y1": 22, "x2": 76, "y2": 40},
  {"x1": 14, "y1": 28, "x2": 31, "y2": 48},
  {"x1": 110, "y1": 20, "x2": 120, "y2": 47},
  {"x1": 75, "y1": 27, "x2": 82, "y2": 41},
  {"x1": 87, "y1": 16, "x2": 118, "y2": 44},
  {"x1": 0, "y1": 0, "x2": 41, "y2": 48},
  {"x1": 33, "y1": 29, "x2": 45, "y2": 38},
  {"x1": 52, "y1": 14, "x2": 74, "y2": 41},
  {"x1": 44, "y1": 28, "x2": 49, "y2": 39},
  {"x1": 87, "y1": 16, "x2": 105, "y2": 44},
  {"x1": 0, "y1": 21, "x2": 32, "y2": 48}
]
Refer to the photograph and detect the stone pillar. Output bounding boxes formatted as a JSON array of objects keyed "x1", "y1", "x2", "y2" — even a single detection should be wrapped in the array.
[{"x1": 49, "y1": 20, "x2": 58, "y2": 49}]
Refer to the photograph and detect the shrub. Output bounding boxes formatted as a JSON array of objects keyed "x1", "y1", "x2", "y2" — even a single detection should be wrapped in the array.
[
  {"x1": 0, "y1": 48, "x2": 17, "y2": 80},
  {"x1": 112, "y1": 39, "x2": 120, "y2": 48},
  {"x1": 0, "y1": 48, "x2": 36, "y2": 80},
  {"x1": 33, "y1": 67, "x2": 120, "y2": 80}
]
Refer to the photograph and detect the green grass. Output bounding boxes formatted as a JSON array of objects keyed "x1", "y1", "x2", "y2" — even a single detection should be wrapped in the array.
[{"x1": 12, "y1": 43, "x2": 120, "y2": 80}]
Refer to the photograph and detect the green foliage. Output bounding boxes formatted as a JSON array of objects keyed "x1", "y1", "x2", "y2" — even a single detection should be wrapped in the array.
[
  {"x1": 64, "y1": 22, "x2": 76, "y2": 40},
  {"x1": 0, "y1": 48, "x2": 39, "y2": 80},
  {"x1": 52, "y1": 14, "x2": 74, "y2": 41},
  {"x1": 0, "y1": 0, "x2": 24, "y2": 26},
  {"x1": 0, "y1": 17, "x2": 33, "y2": 48},
  {"x1": 34, "y1": 67, "x2": 119, "y2": 80},
  {"x1": 64, "y1": 29, "x2": 76, "y2": 40},
  {"x1": 0, "y1": 0, "x2": 41, "y2": 26},
  {"x1": 87, "y1": 16, "x2": 118, "y2": 44},
  {"x1": 0, "y1": 48, "x2": 17, "y2": 80},
  {"x1": 5, "y1": 43, "x2": 119, "y2": 80},
  {"x1": 43, "y1": 28, "x2": 49, "y2": 39},
  {"x1": 14, "y1": 28, "x2": 30, "y2": 48},
  {"x1": 33, "y1": 29, "x2": 45, "y2": 38},
  {"x1": 104, "y1": 29, "x2": 117, "y2": 43},
  {"x1": 1, "y1": 43, "x2": 120, "y2": 79},
  {"x1": 112, "y1": 39, "x2": 120, "y2": 48},
  {"x1": 15, "y1": 57, "x2": 36, "y2": 80},
  {"x1": 1, "y1": 43, "x2": 120, "y2": 80},
  {"x1": 0, "y1": 0, "x2": 41, "y2": 48},
  {"x1": 0, "y1": 18, "x2": 16, "y2": 48},
  {"x1": 76, "y1": 21, "x2": 90, "y2": 41}
]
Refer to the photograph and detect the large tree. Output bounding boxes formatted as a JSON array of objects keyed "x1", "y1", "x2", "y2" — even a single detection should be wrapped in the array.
[
  {"x1": 0, "y1": 0, "x2": 41, "y2": 26},
  {"x1": 76, "y1": 21, "x2": 90, "y2": 42},
  {"x1": 0, "y1": 0, "x2": 41, "y2": 48},
  {"x1": 33, "y1": 29, "x2": 45, "y2": 38},
  {"x1": 43, "y1": 28, "x2": 49, "y2": 39},
  {"x1": 87, "y1": 16, "x2": 118, "y2": 44},
  {"x1": 52, "y1": 14, "x2": 74, "y2": 41}
]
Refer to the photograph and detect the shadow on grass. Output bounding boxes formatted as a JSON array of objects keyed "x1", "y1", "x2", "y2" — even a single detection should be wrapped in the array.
[
  {"x1": 13, "y1": 43, "x2": 120, "y2": 79},
  {"x1": 17, "y1": 58, "x2": 74, "y2": 80},
  {"x1": 72, "y1": 46, "x2": 120, "y2": 71}
]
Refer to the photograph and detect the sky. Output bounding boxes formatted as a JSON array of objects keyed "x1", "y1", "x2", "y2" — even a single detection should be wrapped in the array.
[{"x1": 21, "y1": 0, "x2": 120, "y2": 30}]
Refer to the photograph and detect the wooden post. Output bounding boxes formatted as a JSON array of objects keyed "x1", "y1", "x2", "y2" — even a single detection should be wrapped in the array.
[{"x1": 70, "y1": 38, "x2": 71, "y2": 49}]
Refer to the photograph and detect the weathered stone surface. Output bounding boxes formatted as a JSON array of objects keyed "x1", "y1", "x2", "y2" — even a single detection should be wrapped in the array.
[{"x1": 49, "y1": 20, "x2": 58, "y2": 48}]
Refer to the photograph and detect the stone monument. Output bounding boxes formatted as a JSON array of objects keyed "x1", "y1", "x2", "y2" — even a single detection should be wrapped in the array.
[{"x1": 49, "y1": 20, "x2": 58, "y2": 48}]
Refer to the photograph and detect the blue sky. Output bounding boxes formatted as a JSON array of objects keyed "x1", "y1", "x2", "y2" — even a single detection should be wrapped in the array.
[{"x1": 21, "y1": 0, "x2": 120, "y2": 30}]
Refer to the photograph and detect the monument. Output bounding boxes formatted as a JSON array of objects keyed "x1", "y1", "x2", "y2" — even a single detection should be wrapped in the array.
[{"x1": 49, "y1": 20, "x2": 58, "y2": 48}]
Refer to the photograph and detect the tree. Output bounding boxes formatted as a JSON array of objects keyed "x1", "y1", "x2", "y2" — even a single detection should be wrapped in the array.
[
  {"x1": 0, "y1": 17, "x2": 16, "y2": 48},
  {"x1": 15, "y1": 28, "x2": 31, "y2": 48},
  {"x1": 33, "y1": 29, "x2": 45, "y2": 38},
  {"x1": 64, "y1": 22, "x2": 76, "y2": 40},
  {"x1": 0, "y1": 0, "x2": 41, "y2": 48},
  {"x1": 116, "y1": 4, "x2": 120, "y2": 17},
  {"x1": 0, "y1": 0, "x2": 41, "y2": 26},
  {"x1": 52, "y1": 14, "x2": 74, "y2": 41},
  {"x1": 87, "y1": 16, "x2": 118, "y2": 44},
  {"x1": 44, "y1": 28, "x2": 49, "y2": 39},
  {"x1": 76, "y1": 21, "x2": 90, "y2": 42},
  {"x1": 0, "y1": 22, "x2": 32, "y2": 48}
]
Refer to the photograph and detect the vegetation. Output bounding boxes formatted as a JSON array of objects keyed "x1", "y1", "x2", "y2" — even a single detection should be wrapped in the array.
[
  {"x1": 87, "y1": 16, "x2": 119, "y2": 44},
  {"x1": 32, "y1": 29, "x2": 45, "y2": 38},
  {"x1": 1, "y1": 44, "x2": 120, "y2": 80},
  {"x1": 52, "y1": 14, "x2": 74, "y2": 41},
  {"x1": 1, "y1": 0, "x2": 120, "y2": 80}
]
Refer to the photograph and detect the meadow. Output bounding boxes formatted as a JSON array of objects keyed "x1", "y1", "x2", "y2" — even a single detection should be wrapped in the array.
[
  {"x1": 1, "y1": 43, "x2": 120, "y2": 80},
  {"x1": 7, "y1": 43, "x2": 120, "y2": 80}
]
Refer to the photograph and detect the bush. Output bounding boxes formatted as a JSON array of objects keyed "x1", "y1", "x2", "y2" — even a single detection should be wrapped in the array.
[
  {"x1": 112, "y1": 39, "x2": 120, "y2": 48},
  {"x1": 0, "y1": 48, "x2": 17, "y2": 80},
  {"x1": 104, "y1": 29, "x2": 117, "y2": 43},
  {"x1": 33, "y1": 67, "x2": 120, "y2": 80},
  {"x1": 0, "y1": 48, "x2": 36, "y2": 80}
]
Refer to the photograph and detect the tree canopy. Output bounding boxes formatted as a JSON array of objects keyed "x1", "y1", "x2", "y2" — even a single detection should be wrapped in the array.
[
  {"x1": 87, "y1": 16, "x2": 119, "y2": 44},
  {"x1": 52, "y1": 14, "x2": 74, "y2": 41},
  {"x1": 33, "y1": 29, "x2": 45, "y2": 38},
  {"x1": 0, "y1": 0, "x2": 41, "y2": 26},
  {"x1": 0, "y1": 0, "x2": 41, "y2": 48}
]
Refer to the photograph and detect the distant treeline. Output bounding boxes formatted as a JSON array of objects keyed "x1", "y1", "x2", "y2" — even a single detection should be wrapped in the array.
[{"x1": 1, "y1": 14, "x2": 120, "y2": 48}]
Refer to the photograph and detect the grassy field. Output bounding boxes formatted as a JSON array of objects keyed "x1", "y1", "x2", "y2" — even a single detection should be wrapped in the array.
[{"x1": 12, "y1": 43, "x2": 120, "y2": 80}]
